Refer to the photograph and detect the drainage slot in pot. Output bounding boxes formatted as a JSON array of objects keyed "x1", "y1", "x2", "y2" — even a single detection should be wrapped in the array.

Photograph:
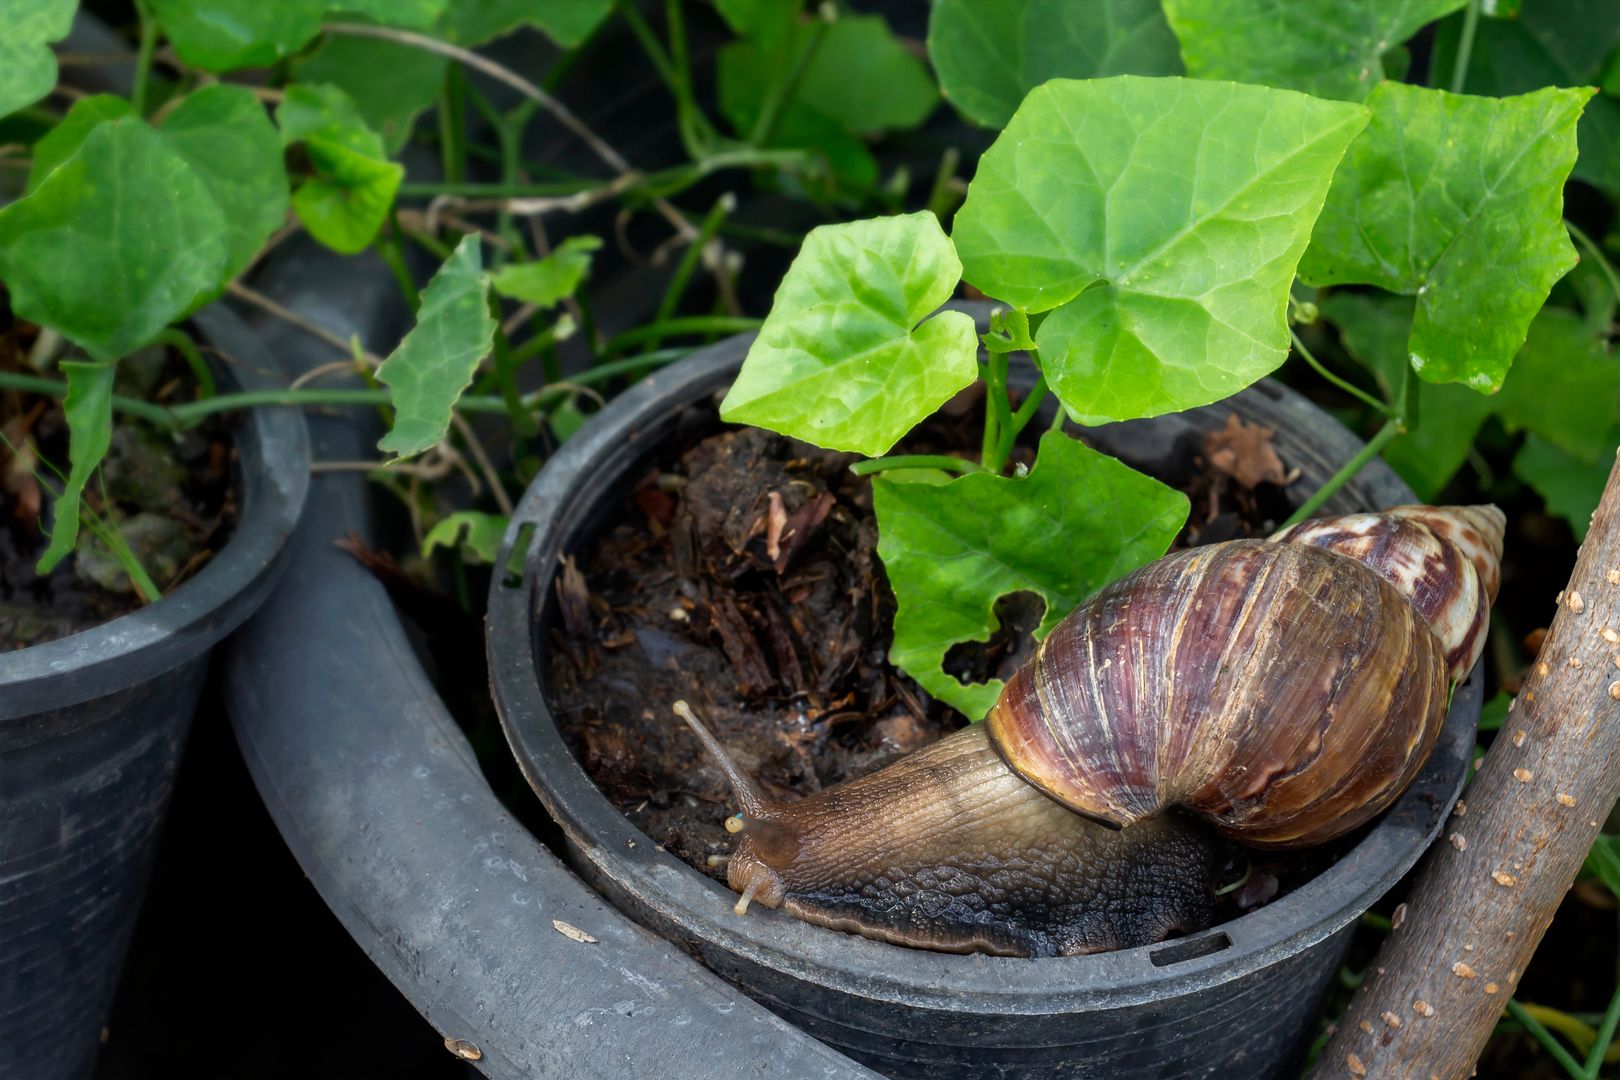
[
  {"x1": 502, "y1": 522, "x2": 538, "y2": 588},
  {"x1": 1148, "y1": 932, "x2": 1232, "y2": 967}
]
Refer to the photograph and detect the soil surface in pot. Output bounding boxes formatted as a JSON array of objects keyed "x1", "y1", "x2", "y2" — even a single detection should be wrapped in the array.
[
  {"x1": 545, "y1": 393, "x2": 1360, "y2": 936},
  {"x1": 1, "y1": 311, "x2": 238, "y2": 649}
]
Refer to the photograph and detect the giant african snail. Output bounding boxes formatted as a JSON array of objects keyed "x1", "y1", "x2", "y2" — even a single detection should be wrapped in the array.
[{"x1": 675, "y1": 504, "x2": 1504, "y2": 958}]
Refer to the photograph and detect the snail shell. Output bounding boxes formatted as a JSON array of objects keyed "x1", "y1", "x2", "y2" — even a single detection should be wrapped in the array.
[
  {"x1": 1272, "y1": 504, "x2": 1504, "y2": 681},
  {"x1": 987, "y1": 539, "x2": 1449, "y2": 847}
]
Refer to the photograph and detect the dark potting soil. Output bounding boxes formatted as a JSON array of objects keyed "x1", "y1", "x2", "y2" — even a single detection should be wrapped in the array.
[
  {"x1": 0, "y1": 316, "x2": 238, "y2": 649},
  {"x1": 545, "y1": 389, "x2": 1339, "y2": 929}
]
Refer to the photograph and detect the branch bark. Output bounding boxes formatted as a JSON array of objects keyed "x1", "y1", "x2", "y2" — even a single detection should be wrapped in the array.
[{"x1": 1313, "y1": 450, "x2": 1620, "y2": 1079}]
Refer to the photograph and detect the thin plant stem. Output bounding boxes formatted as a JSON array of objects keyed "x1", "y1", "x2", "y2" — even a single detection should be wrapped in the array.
[
  {"x1": 750, "y1": 14, "x2": 828, "y2": 147},
  {"x1": 1281, "y1": 419, "x2": 1402, "y2": 528},
  {"x1": 643, "y1": 193, "x2": 735, "y2": 354},
  {"x1": 1568, "y1": 220, "x2": 1620, "y2": 304},
  {"x1": 376, "y1": 219, "x2": 421, "y2": 312},
  {"x1": 1450, "y1": 0, "x2": 1481, "y2": 94},
  {"x1": 321, "y1": 21, "x2": 696, "y2": 241},
  {"x1": 399, "y1": 225, "x2": 453, "y2": 262},
  {"x1": 663, "y1": 0, "x2": 714, "y2": 159},
  {"x1": 993, "y1": 376, "x2": 1051, "y2": 467},
  {"x1": 601, "y1": 316, "x2": 760, "y2": 356},
  {"x1": 507, "y1": 317, "x2": 577, "y2": 366},
  {"x1": 398, "y1": 179, "x2": 598, "y2": 198},
  {"x1": 1358, "y1": 911, "x2": 1393, "y2": 932},
  {"x1": 1582, "y1": 977, "x2": 1620, "y2": 1075},
  {"x1": 439, "y1": 64, "x2": 468, "y2": 186},
  {"x1": 131, "y1": 0, "x2": 158, "y2": 117},
  {"x1": 980, "y1": 353, "x2": 1016, "y2": 472},
  {"x1": 1507, "y1": 1000, "x2": 1588, "y2": 1080},
  {"x1": 154, "y1": 328, "x2": 214, "y2": 398},
  {"x1": 0, "y1": 372, "x2": 174, "y2": 426},
  {"x1": 1291, "y1": 328, "x2": 1394, "y2": 417},
  {"x1": 1214, "y1": 861, "x2": 1252, "y2": 896},
  {"x1": 228, "y1": 281, "x2": 384, "y2": 364},
  {"x1": 495, "y1": 101, "x2": 540, "y2": 257},
  {"x1": 85, "y1": 489, "x2": 163, "y2": 602},
  {"x1": 925, "y1": 146, "x2": 962, "y2": 221},
  {"x1": 616, "y1": 2, "x2": 680, "y2": 92},
  {"x1": 452, "y1": 412, "x2": 513, "y2": 515},
  {"x1": 849, "y1": 455, "x2": 983, "y2": 478},
  {"x1": 0, "y1": 354, "x2": 694, "y2": 430}
]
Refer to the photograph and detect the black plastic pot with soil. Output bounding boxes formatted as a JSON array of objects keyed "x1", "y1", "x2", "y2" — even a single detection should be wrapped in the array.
[
  {"x1": 0, "y1": 305, "x2": 309, "y2": 1080},
  {"x1": 486, "y1": 309, "x2": 1482, "y2": 1079}
]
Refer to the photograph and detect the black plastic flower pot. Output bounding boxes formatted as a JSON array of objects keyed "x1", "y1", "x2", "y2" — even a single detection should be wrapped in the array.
[
  {"x1": 0, "y1": 305, "x2": 310, "y2": 1080},
  {"x1": 485, "y1": 309, "x2": 1481, "y2": 1080},
  {"x1": 218, "y1": 239, "x2": 875, "y2": 1079}
]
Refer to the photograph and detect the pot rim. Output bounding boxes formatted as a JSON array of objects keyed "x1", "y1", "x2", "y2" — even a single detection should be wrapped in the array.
[
  {"x1": 0, "y1": 304, "x2": 311, "y2": 718},
  {"x1": 488, "y1": 306, "x2": 1476, "y2": 1018}
]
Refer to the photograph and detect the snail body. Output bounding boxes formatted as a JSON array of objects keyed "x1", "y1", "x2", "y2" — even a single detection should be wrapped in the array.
[{"x1": 679, "y1": 505, "x2": 1503, "y2": 957}]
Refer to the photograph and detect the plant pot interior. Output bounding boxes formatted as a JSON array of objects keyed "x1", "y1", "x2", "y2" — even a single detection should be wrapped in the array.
[
  {"x1": 546, "y1": 382, "x2": 1348, "y2": 925},
  {"x1": 489, "y1": 324, "x2": 1479, "y2": 1079},
  {"x1": 1, "y1": 312, "x2": 241, "y2": 650}
]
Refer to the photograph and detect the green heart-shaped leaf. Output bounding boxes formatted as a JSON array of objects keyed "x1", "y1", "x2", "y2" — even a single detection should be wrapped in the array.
[
  {"x1": 1514, "y1": 432, "x2": 1616, "y2": 542},
  {"x1": 0, "y1": 0, "x2": 76, "y2": 120},
  {"x1": 875, "y1": 431, "x2": 1189, "y2": 719},
  {"x1": 148, "y1": 0, "x2": 324, "y2": 71},
  {"x1": 159, "y1": 85, "x2": 290, "y2": 282},
  {"x1": 436, "y1": 0, "x2": 614, "y2": 47},
  {"x1": 1164, "y1": 0, "x2": 1465, "y2": 102},
  {"x1": 278, "y1": 83, "x2": 403, "y2": 255},
  {"x1": 325, "y1": 0, "x2": 444, "y2": 28},
  {"x1": 1495, "y1": 308, "x2": 1620, "y2": 461},
  {"x1": 1432, "y1": 0, "x2": 1620, "y2": 200},
  {"x1": 0, "y1": 119, "x2": 227, "y2": 363},
  {"x1": 36, "y1": 361, "x2": 117, "y2": 574},
  {"x1": 422, "y1": 510, "x2": 508, "y2": 565},
  {"x1": 489, "y1": 236, "x2": 602, "y2": 308},
  {"x1": 290, "y1": 34, "x2": 448, "y2": 154},
  {"x1": 928, "y1": 0, "x2": 1181, "y2": 128},
  {"x1": 1299, "y1": 82, "x2": 1591, "y2": 392},
  {"x1": 27, "y1": 95, "x2": 137, "y2": 189},
  {"x1": 953, "y1": 77, "x2": 1366, "y2": 425},
  {"x1": 719, "y1": 212, "x2": 978, "y2": 457},
  {"x1": 377, "y1": 235, "x2": 497, "y2": 459}
]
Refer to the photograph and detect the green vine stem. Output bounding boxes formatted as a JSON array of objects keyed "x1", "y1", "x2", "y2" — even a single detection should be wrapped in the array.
[
  {"x1": 749, "y1": 11, "x2": 829, "y2": 147},
  {"x1": 438, "y1": 64, "x2": 469, "y2": 186},
  {"x1": 991, "y1": 375, "x2": 1051, "y2": 470},
  {"x1": 600, "y1": 316, "x2": 760, "y2": 357},
  {"x1": 644, "y1": 192, "x2": 736, "y2": 352},
  {"x1": 1290, "y1": 327, "x2": 1395, "y2": 418},
  {"x1": 1449, "y1": 0, "x2": 1482, "y2": 95},
  {"x1": 849, "y1": 455, "x2": 982, "y2": 477},
  {"x1": 1280, "y1": 418, "x2": 1402, "y2": 528},
  {"x1": 1568, "y1": 220, "x2": 1620, "y2": 302},
  {"x1": 131, "y1": 0, "x2": 158, "y2": 117},
  {"x1": 154, "y1": 328, "x2": 215, "y2": 398},
  {"x1": 1506, "y1": 1000, "x2": 1588, "y2": 1080},
  {"x1": 1583, "y1": 978, "x2": 1620, "y2": 1075},
  {"x1": 980, "y1": 352, "x2": 1014, "y2": 470},
  {"x1": 0, "y1": 350, "x2": 694, "y2": 432}
]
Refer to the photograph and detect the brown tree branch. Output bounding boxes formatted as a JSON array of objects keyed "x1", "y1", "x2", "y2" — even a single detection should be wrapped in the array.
[{"x1": 1314, "y1": 450, "x2": 1620, "y2": 1079}]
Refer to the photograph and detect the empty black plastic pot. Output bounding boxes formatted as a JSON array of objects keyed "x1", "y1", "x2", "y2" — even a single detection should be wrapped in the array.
[
  {"x1": 0, "y1": 306, "x2": 309, "y2": 1080},
  {"x1": 487, "y1": 310, "x2": 1480, "y2": 1079}
]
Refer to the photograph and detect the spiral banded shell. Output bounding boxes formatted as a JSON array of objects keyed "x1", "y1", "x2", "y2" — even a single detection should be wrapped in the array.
[
  {"x1": 986, "y1": 506, "x2": 1502, "y2": 850},
  {"x1": 1273, "y1": 504, "x2": 1504, "y2": 681}
]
